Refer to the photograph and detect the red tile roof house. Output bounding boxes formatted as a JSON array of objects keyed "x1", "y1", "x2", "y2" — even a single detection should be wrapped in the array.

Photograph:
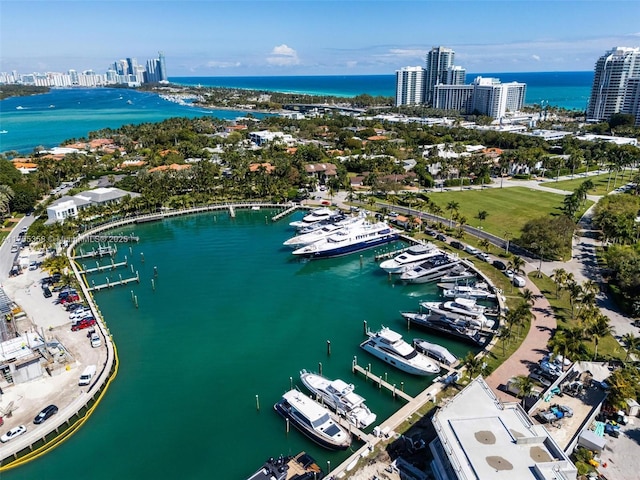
[{"x1": 304, "y1": 163, "x2": 337, "y2": 184}]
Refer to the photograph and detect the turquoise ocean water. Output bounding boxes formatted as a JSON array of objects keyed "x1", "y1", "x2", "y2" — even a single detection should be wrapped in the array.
[
  {"x1": 0, "y1": 72, "x2": 588, "y2": 478},
  {"x1": 1, "y1": 71, "x2": 593, "y2": 154},
  {"x1": 5, "y1": 209, "x2": 478, "y2": 479}
]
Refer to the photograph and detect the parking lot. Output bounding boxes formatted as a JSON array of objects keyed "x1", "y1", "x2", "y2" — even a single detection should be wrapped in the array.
[{"x1": 0, "y1": 260, "x2": 108, "y2": 460}]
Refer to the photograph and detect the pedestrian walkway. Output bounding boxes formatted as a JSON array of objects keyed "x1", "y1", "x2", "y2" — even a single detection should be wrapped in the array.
[{"x1": 485, "y1": 264, "x2": 556, "y2": 398}]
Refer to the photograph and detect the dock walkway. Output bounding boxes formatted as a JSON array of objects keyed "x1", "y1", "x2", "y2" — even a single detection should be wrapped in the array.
[{"x1": 352, "y1": 363, "x2": 414, "y2": 403}]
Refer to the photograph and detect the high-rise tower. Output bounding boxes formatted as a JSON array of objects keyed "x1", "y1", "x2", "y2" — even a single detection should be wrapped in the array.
[
  {"x1": 587, "y1": 47, "x2": 640, "y2": 122},
  {"x1": 157, "y1": 51, "x2": 168, "y2": 82},
  {"x1": 395, "y1": 66, "x2": 425, "y2": 106},
  {"x1": 425, "y1": 46, "x2": 456, "y2": 105}
]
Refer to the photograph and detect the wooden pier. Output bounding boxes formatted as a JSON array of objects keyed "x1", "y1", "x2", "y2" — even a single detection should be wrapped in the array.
[
  {"x1": 271, "y1": 205, "x2": 300, "y2": 222},
  {"x1": 88, "y1": 271, "x2": 140, "y2": 291},
  {"x1": 352, "y1": 363, "x2": 414, "y2": 402},
  {"x1": 78, "y1": 258, "x2": 128, "y2": 275},
  {"x1": 71, "y1": 245, "x2": 117, "y2": 259}
]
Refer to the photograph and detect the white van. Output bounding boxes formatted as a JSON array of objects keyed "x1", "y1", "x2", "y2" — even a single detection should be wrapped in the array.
[
  {"x1": 465, "y1": 245, "x2": 480, "y2": 255},
  {"x1": 78, "y1": 365, "x2": 96, "y2": 386},
  {"x1": 512, "y1": 276, "x2": 526, "y2": 288}
]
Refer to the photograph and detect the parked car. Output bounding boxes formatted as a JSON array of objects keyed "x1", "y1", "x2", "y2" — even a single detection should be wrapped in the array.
[
  {"x1": 90, "y1": 332, "x2": 102, "y2": 348},
  {"x1": 10, "y1": 245, "x2": 18, "y2": 253},
  {"x1": 450, "y1": 241, "x2": 464, "y2": 250},
  {"x1": 33, "y1": 404, "x2": 58, "y2": 425},
  {"x1": 476, "y1": 252, "x2": 490, "y2": 262},
  {"x1": 1, "y1": 425, "x2": 27, "y2": 443},
  {"x1": 504, "y1": 269, "x2": 515, "y2": 280},
  {"x1": 28, "y1": 261, "x2": 38, "y2": 271},
  {"x1": 529, "y1": 372, "x2": 552, "y2": 387},
  {"x1": 465, "y1": 245, "x2": 480, "y2": 255},
  {"x1": 59, "y1": 295, "x2": 80, "y2": 304},
  {"x1": 71, "y1": 318, "x2": 96, "y2": 331},
  {"x1": 42, "y1": 287, "x2": 52, "y2": 298},
  {"x1": 512, "y1": 275, "x2": 526, "y2": 287},
  {"x1": 492, "y1": 260, "x2": 507, "y2": 271},
  {"x1": 424, "y1": 229, "x2": 437, "y2": 236},
  {"x1": 435, "y1": 233, "x2": 447, "y2": 242},
  {"x1": 70, "y1": 309, "x2": 92, "y2": 320},
  {"x1": 66, "y1": 303, "x2": 86, "y2": 312}
]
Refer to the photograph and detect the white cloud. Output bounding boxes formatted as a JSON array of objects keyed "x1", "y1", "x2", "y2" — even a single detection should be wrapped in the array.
[
  {"x1": 531, "y1": 55, "x2": 541, "y2": 61},
  {"x1": 267, "y1": 44, "x2": 300, "y2": 66}
]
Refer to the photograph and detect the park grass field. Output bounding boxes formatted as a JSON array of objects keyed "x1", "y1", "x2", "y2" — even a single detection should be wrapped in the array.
[
  {"x1": 423, "y1": 186, "x2": 583, "y2": 238},
  {"x1": 539, "y1": 170, "x2": 638, "y2": 196}
]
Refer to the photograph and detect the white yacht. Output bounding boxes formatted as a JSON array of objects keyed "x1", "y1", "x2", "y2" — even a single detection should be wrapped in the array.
[
  {"x1": 439, "y1": 266, "x2": 476, "y2": 283},
  {"x1": 273, "y1": 389, "x2": 352, "y2": 451},
  {"x1": 283, "y1": 216, "x2": 363, "y2": 248},
  {"x1": 360, "y1": 327, "x2": 440, "y2": 375},
  {"x1": 292, "y1": 221, "x2": 399, "y2": 259},
  {"x1": 289, "y1": 207, "x2": 338, "y2": 229},
  {"x1": 441, "y1": 283, "x2": 496, "y2": 299},
  {"x1": 420, "y1": 298, "x2": 493, "y2": 329},
  {"x1": 379, "y1": 243, "x2": 440, "y2": 274},
  {"x1": 299, "y1": 370, "x2": 377, "y2": 429},
  {"x1": 412, "y1": 339, "x2": 458, "y2": 366},
  {"x1": 399, "y1": 254, "x2": 460, "y2": 284}
]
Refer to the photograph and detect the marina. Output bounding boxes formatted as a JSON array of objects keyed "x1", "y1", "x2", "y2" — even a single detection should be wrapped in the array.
[{"x1": 4, "y1": 208, "x2": 486, "y2": 479}]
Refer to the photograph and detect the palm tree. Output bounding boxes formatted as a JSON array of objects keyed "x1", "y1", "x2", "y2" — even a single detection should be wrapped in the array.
[
  {"x1": 479, "y1": 238, "x2": 491, "y2": 253},
  {"x1": 498, "y1": 326, "x2": 512, "y2": 357},
  {"x1": 566, "y1": 280, "x2": 583, "y2": 319},
  {"x1": 587, "y1": 315, "x2": 614, "y2": 360},
  {"x1": 551, "y1": 268, "x2": 568, "y2": 298},
  {"x1": 508, "y1": 255, "x2": 525, "y2": 276},
  {"x1": 521, "y1": 288, "x2": 535, "y2": 306},
  {"x1": 461, "y1": 352, "x2": 484, "y2": 380},
  {"x1": 476, "y1": 210, "x2": 488, "y2": 229},
  {"x1": 621, "y1": 333, "x2": 640, "y2": 362},
  {"x1": 503, "y1": 230, "x2": 512, "y2": 253},
  {"x1": 0, "y1": 185, "x2": 15, "y2": 218},
  {"x1": 512, "y1": 375, "x2": 536, "y2": 403},
  {"x1": 446, "y1": 201, "x2": 459, "y2": 229}
]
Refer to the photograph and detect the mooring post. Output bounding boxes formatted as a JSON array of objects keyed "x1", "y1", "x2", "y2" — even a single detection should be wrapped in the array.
[
  {"x1": 326, "y1": 340, "x2": 331, "y2": 356},
  {"x1": 318, "y1": 362, "x2": 322, "y2": 376},
  {"x1": 151, "y1": 279, "x2": 155, "y2": 291},
  {"x1": 255, "y1": 394, "x2": 260, "y2": 411},
  {"x1": 140, "y1": 252, "x2": 144, "y2": 263},
  {"x1": 363, "y1": 320, "x2": 368, "y2": 335},
  {"x1": 134, "y1": 295, "x2": 138, "y2": 308}
]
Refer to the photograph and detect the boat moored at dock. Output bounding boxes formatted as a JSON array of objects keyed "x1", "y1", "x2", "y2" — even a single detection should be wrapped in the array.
[
  {"x1": 289, "y1": 207, "x2": 340, "y2": 230},
  {"x1": 360, "y1": 326, "x2": 440, "y2": 375},
  {"x1": 273, "y1": 389, "x2": 352, "y2": 451},
  {"x1": 412, "y1": 339, "x2": 458, "y2": 366},
  {"x1": 401, "y1": 311, "x2": 490, "y2": 346},
  {"x1": 246, "y1": 451, "x2": 324, "y2": 480},
  {"x1": 379, "y1": 243, "x2": 440, "y2": 274},
  {"x1": 283, "y1": 216, "x2": 364, "y2": 248},
  {"x1": 292, "y1": 221, "x2": 399, "y2": 259},
  {"x1": 420, "y1": 297, "x2": 493, "y2": 328},
  {"x1": 441, "y1": 282, "x2": 496, "y2": 300},
  {"x1": 399, "y1": 253, "x2": 461, "y2": 284},
  {"x1": 299, "y1": 370, "x2": 376, "y2": 429}
]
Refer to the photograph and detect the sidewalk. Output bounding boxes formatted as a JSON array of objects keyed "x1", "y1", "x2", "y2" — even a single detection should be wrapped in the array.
[{"x1": 485, "y1": 264, "x2": 557, "y2": 398}]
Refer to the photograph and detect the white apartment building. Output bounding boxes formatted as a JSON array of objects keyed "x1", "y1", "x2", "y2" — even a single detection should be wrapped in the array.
[
  {"x1": 433, "y1": 77, "x2": 525, "y2": 119},
  {"x1": 395, "y1": 66, "x2": 426, "y2": 106},
  {"x1": 587, "y1": 47, "x2": 640, "y2": 123}
]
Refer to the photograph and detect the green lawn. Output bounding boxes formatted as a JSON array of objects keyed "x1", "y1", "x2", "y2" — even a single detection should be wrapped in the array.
[
  {"x1": 540, "y1": 170, "x2": 638, "y2": 196},
  {"x1": 421, "y1": 187, "x2": 578, "y2": 238}
]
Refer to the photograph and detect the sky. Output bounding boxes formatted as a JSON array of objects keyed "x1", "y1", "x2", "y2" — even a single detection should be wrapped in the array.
[{"x1": 1, "y1": 0, "x2": 639, "y2": 77}]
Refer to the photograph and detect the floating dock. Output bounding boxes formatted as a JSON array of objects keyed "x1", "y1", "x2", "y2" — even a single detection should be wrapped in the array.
[
  {"x1": 352, "y1": 362, "x2": 414, "y2": 402},
  {"x1": 272, "y1": 205, "x2": 300, "y2": 222},
  {"x1": 71, "y1": 245, "x2": 117, "y2": 259},
  {"x1": 88, "y1": 271, "x2": 140, "y2": 291},
  {"x1": 78, "y1": 258, "x2": 128, "y2": 275}
]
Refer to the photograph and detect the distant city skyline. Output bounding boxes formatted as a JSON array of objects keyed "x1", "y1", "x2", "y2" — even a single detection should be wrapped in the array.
[{"x1": 1, "y1": 1, "x2": 639, "y2": 77}]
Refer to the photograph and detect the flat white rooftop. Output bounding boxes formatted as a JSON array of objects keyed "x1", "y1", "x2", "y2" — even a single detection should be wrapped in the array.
[{"x1": 431, "y1": 377, "x2": 577, "y2": 480}]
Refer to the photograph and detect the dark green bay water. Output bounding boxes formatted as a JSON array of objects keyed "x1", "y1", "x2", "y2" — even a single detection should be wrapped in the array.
[{"x1": 7, "y1": 210, "x2": 479, "y2": 479}]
